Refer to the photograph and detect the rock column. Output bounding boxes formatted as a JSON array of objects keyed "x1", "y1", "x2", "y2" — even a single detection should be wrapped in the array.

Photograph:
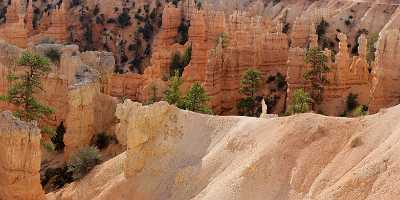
[{"x1": 0, "y1": 111, "x2": 45, "y2": 200}]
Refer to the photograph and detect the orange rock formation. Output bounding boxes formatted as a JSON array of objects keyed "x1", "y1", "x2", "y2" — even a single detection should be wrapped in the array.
[{"x1": 0, "y1": 111, "x2": 45, "y2": 200}]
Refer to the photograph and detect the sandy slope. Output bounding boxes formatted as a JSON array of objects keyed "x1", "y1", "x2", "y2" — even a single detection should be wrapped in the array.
[{"x1": 47, "y1": 103, "x2": 400, "y2": 200}]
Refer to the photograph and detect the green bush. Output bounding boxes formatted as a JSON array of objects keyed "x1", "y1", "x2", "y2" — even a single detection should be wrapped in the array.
[
  {"x1": 346, "y1": 93, "x2": 359, "y2": 112},
  {"x1": 352, "y1": 105, "x2": 368, "y2": 117},
  {"x1": 237, "y1": 97, "x2": 260, "y2": 117},
  {"x1": 183, "y1": 83, "x2": 211, "y2": 114},
  {"x1": 117, "y1": 10, "x2": 131, "y2": 28},
  {"x1": 91, "y1": 132, "x2": 115, "y2": 150},
  {"x1": 51, "y1": 122, "x2": 65, "y2": 152},
  {"x1": 164, "y1": 71, "x2": 184, "y2": 108},
  {"x1": 237, "y1": 68, "x2": 262, "y2": 117},
  {"x1": 182, "y1": 45, "x2": 192, "y2": 67},
  {"x1": 367, "y1": 33, "x2": 379, "y2": 65},
  {"x1": 176, "y1": 19, "x2": 190, "y2": 44},
  {"x1": 67, "y1": 147, "x2": 101, "y2": 180},
  {"x1": 288, "y1": 89, "x2": 312, "y2": 115},
  {"x1": 41, "y1": 165, "x2": 73, "y2": 191},
  {"x1": 45, "y1": 48, "x2": 61, "y2": 63},
  {"x1": 170, "y1": 52, "x2": 183, "y2": 76},
  {"x1": 275, "y1": 72, "x2": 287, "y2": 90}
]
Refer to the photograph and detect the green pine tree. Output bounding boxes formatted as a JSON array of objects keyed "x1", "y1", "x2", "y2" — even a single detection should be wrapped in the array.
[
  {"x1": 304, "y1": 48, "x2": 330, "y2": 108},
  {"x1": 237, "y1": 68, "x2": 262, "y2": 116},
  {"x1": 0, "y1": 52, "x2": 54, "y2": 121},
  {"x1": 164, "y1": 71, "x2": 184, "y2": 108},
  {"x1": 183, "y1": 83, "x2": 211, "y2": 114},
  {"x1": 288, "y1": 89, "x2": 312, "y2": 115}
]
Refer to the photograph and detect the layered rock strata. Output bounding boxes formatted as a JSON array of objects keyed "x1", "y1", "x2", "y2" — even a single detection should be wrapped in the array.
[{"x1": 0, "y1": 111, "x2": 44, "y2": 200}]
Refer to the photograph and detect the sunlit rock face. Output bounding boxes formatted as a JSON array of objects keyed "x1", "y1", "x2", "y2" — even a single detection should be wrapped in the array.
[{"x1": 0, "y1": 111, "x2": 45, "y2": 200}]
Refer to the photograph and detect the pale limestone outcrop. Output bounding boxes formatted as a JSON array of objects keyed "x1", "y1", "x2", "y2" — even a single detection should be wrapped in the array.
[
  {"x1": 115, "y1": 101, "x2": 181, "y2": 176},
  {"x1": 64, "y1": 83, "x2": 117, "y2": 159},
  {"x1": 48, "y1": 102, "x2": 400, "y2": 200},
  {"x1": 0, "y1": 111, "x2": 44, "y2": 200}
]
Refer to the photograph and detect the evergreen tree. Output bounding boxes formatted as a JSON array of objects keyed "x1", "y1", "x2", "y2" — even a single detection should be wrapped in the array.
[
  {"x1": 1, "y1": 52, "x2": 53, "y2": 121},
  {"x1": 183, "y1": 82, "x2": 211, "y2": 114},
  {"x1": 288, "y1": 89, "x2": 312, "y2": 115},
  {"x1": 304, "y1": 48, "x2": 330, "y2": 108},
  {"x1": 237, "y1": 68, "x2": 262, "y2": 116},
  {"x1": 164, "y1": 71, "x2": 184, "y2": 108}
]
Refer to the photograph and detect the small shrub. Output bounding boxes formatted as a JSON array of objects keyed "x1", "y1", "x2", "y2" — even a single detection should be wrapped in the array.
[
  {"x1": 45, "y1": 48, "x2": 61, "y2": 63},
  {"x1": 282, "y1": 23, "x2": 290, "y2": 33},
  {"x1": 288, "y1": 89, "x2": 312, "y2": 115},
  {"x1": 367, "y1": 33, "x2": 379, "y2": 65},
  {"x1": 237, "y1": 97, "x2": 260, "y2": 117},
  {"x1": 275, "y1": 72, "x2": 287, "y2": 90},
  {"x1": 51, "y1": 122, "x2": 66, "y2": 152},
  {"x1": 182, "y1": 45, "x2": 192, "y2": 67},
  {"x1": 67, "y1": 147, "x2": 101, "y2": 180},
  {"x1": 170, "y1": 52, "x2": 183, "y2": 76},
  {"x1": 316, "y1": 19, "x2": 329, "y2": 39},
  {"x1": 91, "y1": 132, "x2": 115, "y2": 150},
  {"x1": 346, "y1": 93, "x2": 359, "y2": 112},
  {"x1": 164, "y1": 71, "x2": 184, "y2": 108},
  {"x1": 42, "y1": 141, "x2": 55, "y2": 152},
  {"x1": 117, "y1": 10, "x2": 131, "y2": 28},
  {"x1": 352, "y1": 105, "x2": 368, "y2": 117},
  {"x1": 350, "y1": 136, "x2": 363, "y2": 148},
  {"x1": 41, "y1": 166, "x2": 73, "y2": 191},
  {"x1": 176, "y1": 19, "x2": 190, "y2": 44},
  {"x1": 216, "y1": 32, "x2": 229, "y2": 48}
]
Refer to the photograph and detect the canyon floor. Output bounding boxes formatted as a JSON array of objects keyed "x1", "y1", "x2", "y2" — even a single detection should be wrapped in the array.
[{"x1": 46, "y1": 101, "x2": 400, "y2": 200}]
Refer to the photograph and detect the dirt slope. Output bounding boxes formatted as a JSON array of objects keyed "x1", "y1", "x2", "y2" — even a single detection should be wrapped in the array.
[{"x1": 47, "y1": 102, "x2": 400, "y2": 200}]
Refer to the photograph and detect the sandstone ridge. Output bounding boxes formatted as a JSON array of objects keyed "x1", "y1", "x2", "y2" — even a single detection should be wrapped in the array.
[{"x1": 47, "y1": 101, "x2": 400, "y2": 200}]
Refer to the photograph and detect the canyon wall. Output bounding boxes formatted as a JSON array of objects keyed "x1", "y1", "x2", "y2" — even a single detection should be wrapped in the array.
[
  {"x1": 0, "y1": 111, "x2": 44, "y2": 200},
  {"x1": 0, "y1": 42, "x2": 117, "y2": 159},
  {"x1": 1, "y1": 0, "x2": 400, "y2": 116}
]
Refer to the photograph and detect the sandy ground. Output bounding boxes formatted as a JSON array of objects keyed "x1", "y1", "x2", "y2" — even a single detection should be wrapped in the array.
[{"x1": 47, "y1": 104, "x2": 400, "y2": 200}]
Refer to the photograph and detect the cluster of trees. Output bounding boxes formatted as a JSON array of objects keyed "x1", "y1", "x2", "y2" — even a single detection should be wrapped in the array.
[{"x1": 164, "y1": 71, "x2": 211, "y2": 114}]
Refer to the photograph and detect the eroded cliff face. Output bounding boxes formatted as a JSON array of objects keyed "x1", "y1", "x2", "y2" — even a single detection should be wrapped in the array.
[
  {"x1": 47, "y1": 101, "x2": 400, "y2": 200},
  {"x1": 0, "y1": 111, "x2": 44, "y2": 200},
  {"x1": 0, "y1": 41, "x2": 118, "y2": 160},
  {"x1": 2, "y1": 0, "x2": 400, "y2": 115}
]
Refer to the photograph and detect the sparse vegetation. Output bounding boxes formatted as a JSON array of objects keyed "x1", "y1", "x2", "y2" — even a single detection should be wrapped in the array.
[
  {"x1": 287, "y1": 89, "x2": 312, "y2": 115},
  {"x1": 117, "y1": 9, "x2": 131, "y2": 28},
  {"x1": 170, "y1": 52, "x2": 184, "y2": 76},
  {"x1": 367, "y1": 33, "x2": 379, "y2": 66},
  {"x1": 51, "y1": 122, "x2": 66, "y2": 152},
  {"x1": 45, "y1": 48, "x2": 61, "y2": 63},
  {"x1": 164, "y1": 72, "x2": 211, "y2": 114},
  {"x1": 169, "y1": 46, "x2": 192, "y2": 76},
  {"x1": 41, "y1": 165, "x2": 73, "y2": 191},
  {"x1": 176, "y1": 19, "x2": 190, "y2": 44},
  {"x1": 346, "y1": 93, "x2": 359, "y2": 112},
  {"x1": 216, "y1": 32, "x2": 229, "y2": 48},
  {"x1": 183, "y1": 83, "x2": 211, "y2": 114},
  {"x1": 67, "y1": 147, "x2": 101, "y2": 180},
  {"x1": 352, "y1": 105, "x2": 368, "y2": 117},
  {"x1": 164, "y1": 71, "x2": 184, "y2": 107},
  {"x1": 0, "y1": 52, "x2": 53, "y2": 121},
  {"x1": 304, "y1": 48, "x2": 330, "y2": 108},
  {"x1": 91, "y1": 132, "x2": 116, "y2": 150}
]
